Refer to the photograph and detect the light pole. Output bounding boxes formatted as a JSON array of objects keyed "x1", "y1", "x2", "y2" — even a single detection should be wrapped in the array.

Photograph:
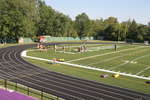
[
  {"x1": 124, "y1": 23, "x2": 128, "y2": 42},
  {"x1": 118, "y1": 24, "x2": 121, "y2": 43}
]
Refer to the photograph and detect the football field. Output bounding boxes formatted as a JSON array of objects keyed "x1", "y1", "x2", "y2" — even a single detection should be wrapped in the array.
[
  {"x1": 28, "y1": 44, "x2": 150, "y2": 77},
  {"x1": 68, "y1": 45, "x2": 150, "y2": 77},
  {"x1": 28, "y1": 43, "x2": 150, "y2": 78}
]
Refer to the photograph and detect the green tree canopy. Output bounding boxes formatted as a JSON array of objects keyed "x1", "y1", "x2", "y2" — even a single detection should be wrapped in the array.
[
  {"x1": 0, "y1": 0, "x2": 150, "y2": 43},
  {"x1": 0, "y1": 0, "x2": 39, "y2": 41},
  {"x1": 75, "y1": 13, "x2": 93, "y2": 39}
]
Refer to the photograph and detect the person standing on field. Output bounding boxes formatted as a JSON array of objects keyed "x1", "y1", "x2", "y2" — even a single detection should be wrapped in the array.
[{"x1": 114, "y1": 44, "x2": 117, "y2": 51}]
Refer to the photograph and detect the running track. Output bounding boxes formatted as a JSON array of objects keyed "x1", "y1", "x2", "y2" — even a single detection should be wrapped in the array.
[{"x1": 0, "y1": 43, "x2": 150, "y2": 100}]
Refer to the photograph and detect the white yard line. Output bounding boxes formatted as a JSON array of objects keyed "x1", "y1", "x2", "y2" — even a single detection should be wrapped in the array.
[
  {"x1": 57, "y1": 44, "x2": 103, "y2": 48},
  {"x1": 88, "y1": 48, "x2": 147, "y2": 66},
  {"x1": 88, "y1": 55, "x2": 125, "y2": 66},
  {"x1": 109, "y1": 50, "x2": 150, "y2": 70},
  {"x1": 132, "y1": 54, "x2": 150, "y2": 61},
  {"x1": 109, "y1": 62, "x2": 128, "y2": 70},
  {"x1": 21, "y1": 50, "x2": 150, "y2": 80},
  {"x1": 67, "y1": 46, "x2": 145, "y2": 63},
  {"x1": 57, "y1": 45, "x2": 118, "y2": 54},
  {"x1": 56, "y1": 51, "x2": 76, "y2": 54},
  {"x1": 136, "y1": 66, "x2": 150, "y2": 75}
]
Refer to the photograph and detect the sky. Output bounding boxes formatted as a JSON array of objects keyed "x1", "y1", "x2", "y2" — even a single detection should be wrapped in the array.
[{"x1": 44, "y1": 0, "x2": 150, "y2": 24}]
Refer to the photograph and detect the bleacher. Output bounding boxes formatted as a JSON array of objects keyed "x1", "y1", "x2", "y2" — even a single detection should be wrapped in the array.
[{"x1": 0, "y1": 89, "x2": 37, "y2": 100}]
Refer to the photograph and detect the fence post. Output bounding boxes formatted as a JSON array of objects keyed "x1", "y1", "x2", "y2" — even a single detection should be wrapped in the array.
[
  {"x1": 27, "y1": 87, "x2": 30, "y2": 96},
  {"x1": 57, "y1": 97, "x2": 59, "y2": 100},
  {"x1": 15, "y1": 82, "x2": 18, "y2": 91},
  {"x1": 41, "y1": 91, "x2": 43, "y2": 100},
  {"x1": 4, "y1": 79, "x2": 7, "y2": 90}
]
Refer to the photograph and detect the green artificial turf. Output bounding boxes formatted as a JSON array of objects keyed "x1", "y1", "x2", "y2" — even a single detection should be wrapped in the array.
[{"x1": 27, "y1": 44, "x2": 150, "y2": 76}]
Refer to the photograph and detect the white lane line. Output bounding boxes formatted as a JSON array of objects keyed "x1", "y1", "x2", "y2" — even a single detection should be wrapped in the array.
[
  {"x1": 67, "y1": 46, "x2": 145, "y2": 63},
  {"x1": 31, "y1": 75, "x2": 133, "y2": 100},
  {"x1": 22, "y1": 50, "x2": 150, "y2": 80},
  {"x1": 0, "y1": 59, "x2": 136, "y2": 99},
  {"x1": 23, "y1": 77, "x2": 102, "y2": 100},
  {"x1": 39, "y1": 72, "x2": 139, "y2": 99},
  {"x1": 136, "y1": 66, "x2": 150, "y2": 75},
  {"x1": 25, "y1": 75, "x2": 117, "y2": 100},
  {"x1": 0, "y1": 70, "x2": 82, "y2": 100}
]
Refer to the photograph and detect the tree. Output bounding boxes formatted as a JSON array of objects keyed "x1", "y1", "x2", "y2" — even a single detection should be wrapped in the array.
[
  {"x1": 136, "y1": 25, "x2": 149, "y2": 41},
  {"x1": 67, "y1": 21, "x2": 78, "y2": 38},
  {"x1": 102, "y1": 17, "x2": 120, "y2": 40},
  {"x1": 75, "y1": 13, "x2": 92, "y2": 39},
  {"x1": 127, "y1": 20, "x2": 138, "y2": 40},
  {"x1": 0, "y1": 0, "x2": 39, "y2": 42},
  {"x1": 37, "y1": 2, "x2": 55, "y2": 36},
  {"x1": 0, "y1": 0, "x2": 149, "y2": 43},
  {"x1": 120, "y1": 22, "x2": 130, "y2": 41},
  {"x1": 52, "y1": 12, "x2": 72, "y2": 37}
]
